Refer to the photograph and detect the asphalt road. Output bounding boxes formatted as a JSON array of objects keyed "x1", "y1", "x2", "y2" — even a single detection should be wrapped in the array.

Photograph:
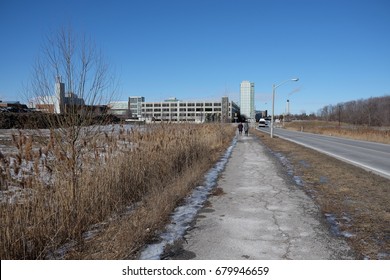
[{"x1": 258, "y1": 127, "x2": 390, "y2": 179}]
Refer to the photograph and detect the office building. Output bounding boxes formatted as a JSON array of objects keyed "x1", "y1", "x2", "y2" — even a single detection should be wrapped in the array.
[
  {"x1": 29, "y1": 77, "x2": 85, "y2": 113},
  {"x1": 240, "y1": 81, "x2": 255, "y2": 120},
  {"x1": 129, "y1": 96, "x2": 145, "y2": 118},
  {"x1": 140, "y1": 97, "x2": 239, "y2": 123},
  {"x1": 107, "y1": 101, "x2": 130, "y2": 118}
]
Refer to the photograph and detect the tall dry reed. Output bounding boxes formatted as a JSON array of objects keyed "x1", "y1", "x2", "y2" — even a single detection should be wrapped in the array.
[{"x1": 0, "y1": 123, "x2": 235, "y2": 259}]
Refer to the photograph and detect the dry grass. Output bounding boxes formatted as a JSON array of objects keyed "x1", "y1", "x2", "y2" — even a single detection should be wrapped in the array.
[
  {"x1": 0, "y1": 123, "x2": 235, "y2": 259},
  {"x1": 284, "y1": 121, "x2": 390, "y2": 144},
  {"x1": 253, "y1": 129, "x2": 390, "y2": 259},
  {"x1": 68, "y1": 160, "x2": 210, "y2": 259},
  {"x1": 211, "y1": 187, "x2": 226, "y2": 196}
]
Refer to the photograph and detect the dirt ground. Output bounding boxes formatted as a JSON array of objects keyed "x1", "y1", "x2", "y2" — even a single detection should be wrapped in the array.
[{"x1": 252, "y1": 129, "x2": 389, "y2": 260}]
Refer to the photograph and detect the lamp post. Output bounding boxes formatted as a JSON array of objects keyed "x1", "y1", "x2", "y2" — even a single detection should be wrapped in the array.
[{"x1": 270, "y1": 78, "x2": 299, "y2": 138}]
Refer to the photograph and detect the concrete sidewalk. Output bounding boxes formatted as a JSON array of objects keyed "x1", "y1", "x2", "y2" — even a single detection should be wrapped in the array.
[{"x1": 172, "y1": 133, "x2": 354, "y2": 260}]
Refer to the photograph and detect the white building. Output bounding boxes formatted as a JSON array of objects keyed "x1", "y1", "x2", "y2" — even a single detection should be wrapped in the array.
[
  {"x1": 107, "y1": 101, "x2": 129, "y2": 118},
  {"x1": 129, "y1": 96, "x2": 145, "y2": 118},
  {"x1": 240, "y1": 80, "x2": 255, "y2": 120},
  {"x1": 139, "y1": 97, "x2": 239, "y2": 123},
  {"x1": 29, "y1": 77, "x2": 84, "y2": 113}
]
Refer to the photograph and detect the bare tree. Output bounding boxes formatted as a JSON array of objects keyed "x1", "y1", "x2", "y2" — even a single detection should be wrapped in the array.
[
  {"x1": 27, "y1": 27, "x2": 118, "y2": 214},
  {"x1": 318, "y1": 95, "x2": 390, "y2": 126}
]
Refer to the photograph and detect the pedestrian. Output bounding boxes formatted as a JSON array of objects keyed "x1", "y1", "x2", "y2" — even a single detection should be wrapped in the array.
[
  {"x1": 238, "y1": 122, "x2": 243, "y2": 135},
  {"x1": 244, "y1": 122, "x2": 249, "y2": 136}
]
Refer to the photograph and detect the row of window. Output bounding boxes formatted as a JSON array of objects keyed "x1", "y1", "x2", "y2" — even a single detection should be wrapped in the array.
[
  {"x1": 142, "y1": 108, "x2": 222, "y2": 112},
  {"x1": 129, "y1": 98, "x2": 144, "y2": 103},
  {"x1": 143, "y1": 113, "x2": 222, "y2": 117},
  {"x1": 142, "y1": 103, "x2": 222, "y2": 107}
]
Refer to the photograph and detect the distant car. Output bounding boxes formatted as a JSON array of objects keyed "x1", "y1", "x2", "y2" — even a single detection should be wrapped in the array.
[{"x1": 258, "y1": 118, "x2": 268, "y2": 127}]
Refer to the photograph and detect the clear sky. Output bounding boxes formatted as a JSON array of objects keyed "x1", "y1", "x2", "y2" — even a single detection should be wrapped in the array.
[{"x1": 1, "y1": 0, "x2": 389, "y2": 115}]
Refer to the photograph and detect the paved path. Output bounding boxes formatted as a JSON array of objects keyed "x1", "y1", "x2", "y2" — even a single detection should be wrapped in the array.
[{"x1": 172, "y1": 134, "x2": 354, "y2": 260}]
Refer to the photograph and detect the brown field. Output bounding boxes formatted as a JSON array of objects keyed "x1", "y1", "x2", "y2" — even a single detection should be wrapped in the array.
[
  {"x1": 0, "y1": 123, "x2": 236, "y2": 259},
  {"x1": 283, "y1": 120, "x2": 390, "y2": 144},
  {"x1": 253, "y1": 129, "x2": 390, "y2": 259}
]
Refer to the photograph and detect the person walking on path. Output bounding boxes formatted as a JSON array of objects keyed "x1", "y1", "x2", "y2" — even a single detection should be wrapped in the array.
[
  {"x1": 243, "y1": 122, "x2": 249, "y2": 136},
  {"x1": 170, "y1": 133, "x2": 353, "y2": 260},
  {"x1": 237, "y1": 122, "x2": 243, "y2": 135}
]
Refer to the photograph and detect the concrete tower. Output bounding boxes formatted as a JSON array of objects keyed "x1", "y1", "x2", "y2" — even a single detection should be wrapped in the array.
[{"x1": 55, "y1": 76, "x2": 65, "y2": 114}]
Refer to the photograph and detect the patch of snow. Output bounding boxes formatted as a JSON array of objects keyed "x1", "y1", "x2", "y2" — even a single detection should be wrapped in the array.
[
  {"x1": 139, "y1": 137, "x2": 237, "y2": 260},
  {"x1": 293, "y1": 175, "x2": 304, "y2": 187},
  {"x1": 273, "y1": 152, "x2": 305, "y2": 187},
  {"x1": 45, "y1": 240, "x2": 77, "y2": 260},
  {"x1": 324, "y1": 213, "x2": 355, "y2": 238}
]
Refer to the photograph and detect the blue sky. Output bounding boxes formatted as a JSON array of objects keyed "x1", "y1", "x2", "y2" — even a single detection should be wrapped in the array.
[{"x1": 1, "y1": 0, "x2": 389, "y2": 115}]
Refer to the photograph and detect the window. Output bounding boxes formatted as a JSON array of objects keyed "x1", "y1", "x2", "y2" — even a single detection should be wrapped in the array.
[{"x1": 129, "y1": 98, "x2": 139, "y2": 103}]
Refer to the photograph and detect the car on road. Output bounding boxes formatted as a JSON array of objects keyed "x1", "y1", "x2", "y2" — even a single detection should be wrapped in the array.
[{"x1": 258, "y1": 118, "x2": 268, "y2": 127}]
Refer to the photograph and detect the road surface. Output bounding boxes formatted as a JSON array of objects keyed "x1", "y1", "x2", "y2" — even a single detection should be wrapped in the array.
[
  {"x1": 258, "y1": 127, "x2": 390, "y2": 179},
  {"x1": 171, "y1": 134, "x2": 353, "y2": 260}
]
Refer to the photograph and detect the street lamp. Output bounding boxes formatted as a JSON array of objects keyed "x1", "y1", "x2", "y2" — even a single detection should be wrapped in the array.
[{"x1": 270, "y1": 78, "x2": 299, "y2": 138}]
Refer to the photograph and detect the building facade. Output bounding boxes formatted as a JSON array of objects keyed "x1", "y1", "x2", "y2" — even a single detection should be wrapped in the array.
[
  {"x1": 129, "y1": 96, "x2": 145, "y2": 118},
  {"x1": 29, "y1": 77, "x2": 85, "y2": 114},
  {"x1": 140, "y1": 97, "x2": 239, "y2": 123},
  {"x1": 107, "y1": 101, "x2": 130, "y2": 118},
  {"x1": 240, "y1": 80, "x2": 255, "y2": 120}
]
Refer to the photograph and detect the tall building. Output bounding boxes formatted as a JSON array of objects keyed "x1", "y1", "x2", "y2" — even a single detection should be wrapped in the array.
[
  {"x1": 55, "y1": 76, "x2": 65, "y2": 114},
  {"x1": 240, "y1": 80, "x2": 255, "y2": 120}
]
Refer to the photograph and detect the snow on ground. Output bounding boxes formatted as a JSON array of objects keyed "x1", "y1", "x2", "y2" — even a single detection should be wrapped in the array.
[
  {"x1": 139, "y1": 137, "x2": 237, "y2": 260},
  {"x1": 0, "y1": 125, "x2": 139, "y2": 203}
]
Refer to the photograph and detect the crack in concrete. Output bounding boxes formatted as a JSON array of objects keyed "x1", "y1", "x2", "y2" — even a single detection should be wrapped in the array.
[{"x1": 167, "y1": 133, "x2": 354, "y2": 260}]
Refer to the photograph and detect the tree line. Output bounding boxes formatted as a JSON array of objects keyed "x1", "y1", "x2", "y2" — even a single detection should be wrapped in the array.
[{"x1": 317, "y1": 95, "x2": 390, "y2": 126}]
